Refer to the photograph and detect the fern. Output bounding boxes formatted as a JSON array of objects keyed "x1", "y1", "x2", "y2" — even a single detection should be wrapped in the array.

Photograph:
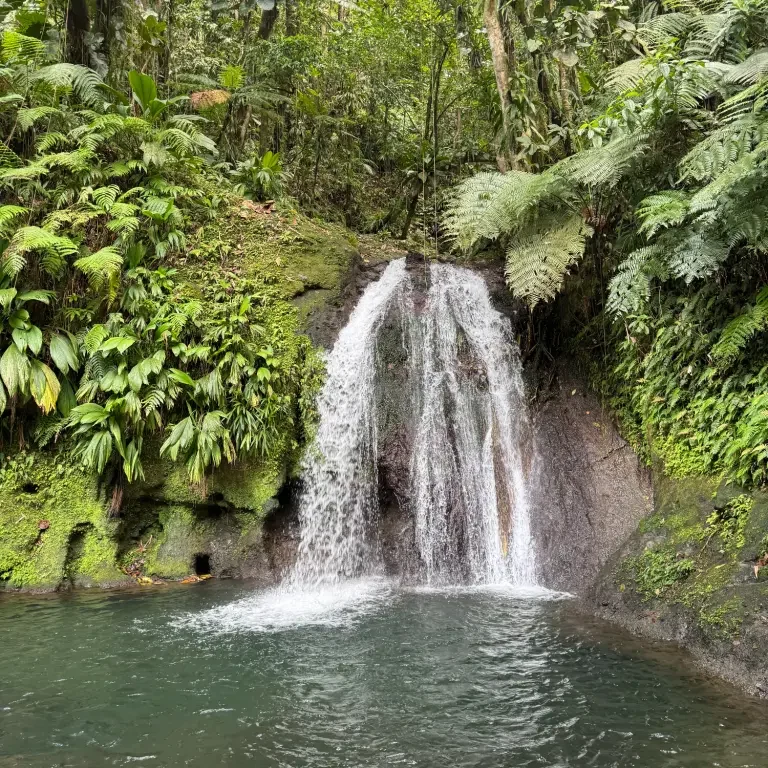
[
  {"x1": 1, "y1": 31, "x2": 45, "y2": 63},
  {"x1": 505, "y1": 214, "x2": 593, "y2": 308},
  {"x1": 31, "y1": 64, "x2": 105, "y2": 106},
  {"x1": 724, "y1": 48, "x2": 768, "y2": 85},
  {"x1": 73, "y1": 246, "x2": 124, "y2": 290},
  {"x1": 711, "y1": 286, "x2": 768, "y2": 365},
  {"x1": 1, "y1": 226, "x2": 78, "y2": 278},
  {"x1": 607, "y1": 246, "x2": 665, "y2": 316},
  {"x1": 637, "y1": 191, "x2": 691, "y2": 237},
  {"x1": 668, "y1": 232, "x2": 729, "y2": 282},
  {"x1": 553, "y1": 134, "x2": 649, "y2": 188}
]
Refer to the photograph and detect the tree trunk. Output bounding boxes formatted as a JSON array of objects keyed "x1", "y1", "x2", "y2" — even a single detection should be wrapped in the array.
[
  {"x1": 65, "y1": 0, "x2": 91, "y2": 66},
  {"x1": 483, "y1": 0, "x2": 513, "y2": 169},
  {"x1": 400, "y1": 192, "x2": 419, "y2": 240},
  {"x1": 285, "y1": 0, "x2": 299, "y2": 36},
  {"x1": 258, "y1": 6, "x2": 279, "y2": 40},
  {"x1": 160, "y1": 0, "x2": 175, "y2": 87}
]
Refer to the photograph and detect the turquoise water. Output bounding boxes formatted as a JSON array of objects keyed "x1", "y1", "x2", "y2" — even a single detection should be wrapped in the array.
[{"x1": 1, "y1": 580, "x2": 767, "y2": 767}]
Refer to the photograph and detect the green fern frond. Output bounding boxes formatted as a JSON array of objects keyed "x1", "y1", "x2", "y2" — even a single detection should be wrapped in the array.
[
  {"x1": 31, "y1": 64, "x2": 104, "y2": 106},
  {"x1": 74, "y1": 246, "x2": 123, "y2": 290},
  {"x1": 669, "y1": 232, "x2": 729, "y2": 282},
  {"x1": 607, "y1": 246, "x2": 665, "y2": 316},
  {"x1": 445, "y1": 171, "x2": 545, "y2": 249},
  {"x1": 0, "y1": 204, "x2": 27, "y2": 232},
  {"x1": 711, "y1": 287, "x2": 768, "y2": 365},
  {"x1": 0, "y1": 140, "x2": 21, "y2": 168},
  {"x1": 724, "y1": 48, "x2": 768, "y2": 85},
  {"x1": 35, "y1": 131, "x2": 71, "y2": 153},
  {"x1": 1, "y1": 31, "x2": 45, "y2": 63},
  {"x1": 504, "y1": 214, "x2": 593, "y2": 308},
  {"x1": 637, "y1": 191, "x2": 691, "y2": 238},
  {"x1": 17, "y1": 106, "x2": 63, "y2": 132},
  {"x1": 605, "y1": 58, "x2": 651, "y2": 93},
  {"x1": 1, "y1": 226, "x2": 78, "y2": 279},
  {"x1": 638, "y1": 12, "x2": 692, "y2": 48},
  {"x1": 553, "y1": 134, "x2": 649, "y2": 188}
]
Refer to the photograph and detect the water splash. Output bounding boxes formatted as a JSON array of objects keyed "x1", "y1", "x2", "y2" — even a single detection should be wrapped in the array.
[
  {"x1": 289, "y1": 260, "x2": 408, "y2": 586},
  {"x1": 290, "y1": 258, "x2": 536, "y2": 588}
]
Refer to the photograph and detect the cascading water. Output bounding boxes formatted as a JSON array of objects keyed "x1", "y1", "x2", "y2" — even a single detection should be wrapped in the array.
[
  {"x1": 290, "y1": 257, "x2": 536, "y2": 588},
  {"x1": 289, "y1": 260, "x2": 408, "y2": 586},
  {"x1": 406, "y1": 264, "x2": 535, "y2": 586}
]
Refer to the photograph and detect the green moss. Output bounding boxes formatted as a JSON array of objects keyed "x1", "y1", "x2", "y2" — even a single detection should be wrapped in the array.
[
  {"x1": 184, "y1": 200, "x2": 358, "y2": 310},
  {"x1": 619, "y1": 475, "x2": 768, "y2": 640},
  {"x1": 628, "y1": 548, "x2": 695, "y2": 599},
  {"x1": 652, "y1": 434, "x2": 712, "y2": 478},
  {"x1": 0, "y1": 451, "x2": 125, "y2": 589}
]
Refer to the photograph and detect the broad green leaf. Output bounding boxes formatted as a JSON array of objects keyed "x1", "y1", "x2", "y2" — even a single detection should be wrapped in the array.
[
  {"x1": 0, "y1": 342, "x2": 30, "y2": 396},
  {"x1": 168, "y1": 368, "x2": 195, "y2": 386},
  {"x1": 0, "y1": 287, "x2": 17, "y2": 308},
  {"x1": 128, "y1": 70, "x2": 157, "y2": 111},
  {"x1": 57, "y1": 376, "x2": 77, "y2": 417},
  {"x1": 0, "y1": 378, "x2": 5, "y2": 413},
  {"x1": 99, "y1": 336, "x2": 136, "y2": 354},
  {"x1": 49, "y1": 333, "x2": 79, "y2": 375}
]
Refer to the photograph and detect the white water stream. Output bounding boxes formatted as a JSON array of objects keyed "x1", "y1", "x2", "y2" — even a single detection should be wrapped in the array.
[{"x1": 290, "y1": 258, "x2": 536, "y2": 589}]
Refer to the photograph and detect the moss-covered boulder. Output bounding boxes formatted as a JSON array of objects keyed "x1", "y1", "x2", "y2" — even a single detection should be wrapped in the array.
[
  {"x1": 592, "y1": 473, "x2": 768, "y2": 696},
  {"x1": 0, "y1": 452, "x2": 127, "y2": 590}
]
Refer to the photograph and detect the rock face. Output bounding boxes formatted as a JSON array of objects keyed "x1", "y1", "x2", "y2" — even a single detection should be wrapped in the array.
[
  {"x1": 589, "y1": 475, "x2": 768, "y2": 697},
  {"x1": 530, "y1": 367, "x2": 654, "y2": 594}
]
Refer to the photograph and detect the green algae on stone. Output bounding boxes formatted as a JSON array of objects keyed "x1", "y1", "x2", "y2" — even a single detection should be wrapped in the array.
[{"x1": 0, "y1": 452, "x2": 126, "y2": 590}]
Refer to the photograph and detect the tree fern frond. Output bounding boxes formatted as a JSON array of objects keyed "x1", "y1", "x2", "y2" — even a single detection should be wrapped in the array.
[
  {"x1": 31, "y1": 64, "x2": 104, "y2": 106},
  {"x1": 607, "y1": 246, "x2": 665, "y2": 316},
  {"x1": 605, "y1": 58, "x2": 651, "y2": 93},
  {"x1": 553, "y1": 134, "x2": 649, "y2": 188},
  {"x1": 1, "y1": 31, "x2": 45, "y2": 63},
  {"x1": 637, "y1": 191, "x2": 691, "y2": 238},
  {"x1": 504, "y1": 214, "x2": 593, "y2": 308},
  {"x1": 669, "y1": 231, "x2": 729, "y2": 282},
  {"x1": 723, "y1": 48, "x2": 768, "y2": 85},
  {"x1": 637, "y1": 12, "x2": 692, "y2": 49},
  {"x1": 444, "y1": 171, "x2": 540, "y2": 249}
]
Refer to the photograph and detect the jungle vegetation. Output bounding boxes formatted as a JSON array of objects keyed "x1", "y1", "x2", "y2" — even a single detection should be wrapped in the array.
[{"x1": 2, "y1": 0, "x2": 768, "y2": 493}]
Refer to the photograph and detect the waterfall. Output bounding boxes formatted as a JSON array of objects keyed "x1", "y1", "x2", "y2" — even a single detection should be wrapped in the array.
[
  {"x1": 290, "y1": 260, "x2": 408, "y2": 586},
  {"x1": 406, "y1": 264, "x2": 535, "y2": 586},
  {"x1": 290, "y1": 258, "x2": 536, "y2": 588}
]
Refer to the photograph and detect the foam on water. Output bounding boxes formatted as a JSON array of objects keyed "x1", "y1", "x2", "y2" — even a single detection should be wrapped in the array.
[{"x1": 174, "y1": 578, "x2": 394, "y2": 634}]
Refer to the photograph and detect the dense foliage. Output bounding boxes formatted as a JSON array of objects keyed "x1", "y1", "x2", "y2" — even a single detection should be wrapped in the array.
[
  {"x1": 5, "y1": 0, "x2": 768, "y2": 492},
  {"x1": 446, "y1": 0, "x2": 768, "y2": 487}
]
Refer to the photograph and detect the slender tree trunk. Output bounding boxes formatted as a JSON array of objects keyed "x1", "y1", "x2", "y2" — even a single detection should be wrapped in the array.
[
  {"x1": 483, "y1": 0, "x2": 513, "y2": 170},
  {"x1": 400, "y1": 192, "x2": 419, "y2": 240},
  {"x1": 160, "y1": 0, "x2": 174, "y2": 86},
  {"x1": 65, "y1": 0, "x2": 91, "y2": 66},
  {"x1": 285, "y1": 0, "x2": 299, "y2": 36},
  {"x1": 258, "y1": 6, "x2": 279, "y2": 40}
]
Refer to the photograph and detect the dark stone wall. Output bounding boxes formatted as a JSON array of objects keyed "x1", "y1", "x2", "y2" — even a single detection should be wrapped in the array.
[{"x1": 530, "y1": 366, "x2": 654, "y2": 594}]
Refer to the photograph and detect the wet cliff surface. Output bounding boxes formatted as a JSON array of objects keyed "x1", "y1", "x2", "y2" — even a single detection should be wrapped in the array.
[{"x1": 530, "y1": 367, "x2": 654, "y2": 594}]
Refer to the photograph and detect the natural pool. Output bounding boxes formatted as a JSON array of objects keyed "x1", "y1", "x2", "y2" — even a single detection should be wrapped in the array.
[{"x1": 1, "y1": 580, "x2": 767, "y2": 767}]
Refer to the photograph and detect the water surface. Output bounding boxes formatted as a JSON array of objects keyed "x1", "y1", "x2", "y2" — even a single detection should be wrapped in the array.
[{"x1": 1, "y1": 581, "x2": 767, "y2": 767}]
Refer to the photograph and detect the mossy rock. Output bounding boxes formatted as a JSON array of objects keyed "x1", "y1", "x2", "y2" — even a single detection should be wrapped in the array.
[
  {"x1": 182, "y1": 199, "x2": 359, "y2": 312},
  {"x1": 0, "y1": 452, "x2": 127, "y2": 591}
]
